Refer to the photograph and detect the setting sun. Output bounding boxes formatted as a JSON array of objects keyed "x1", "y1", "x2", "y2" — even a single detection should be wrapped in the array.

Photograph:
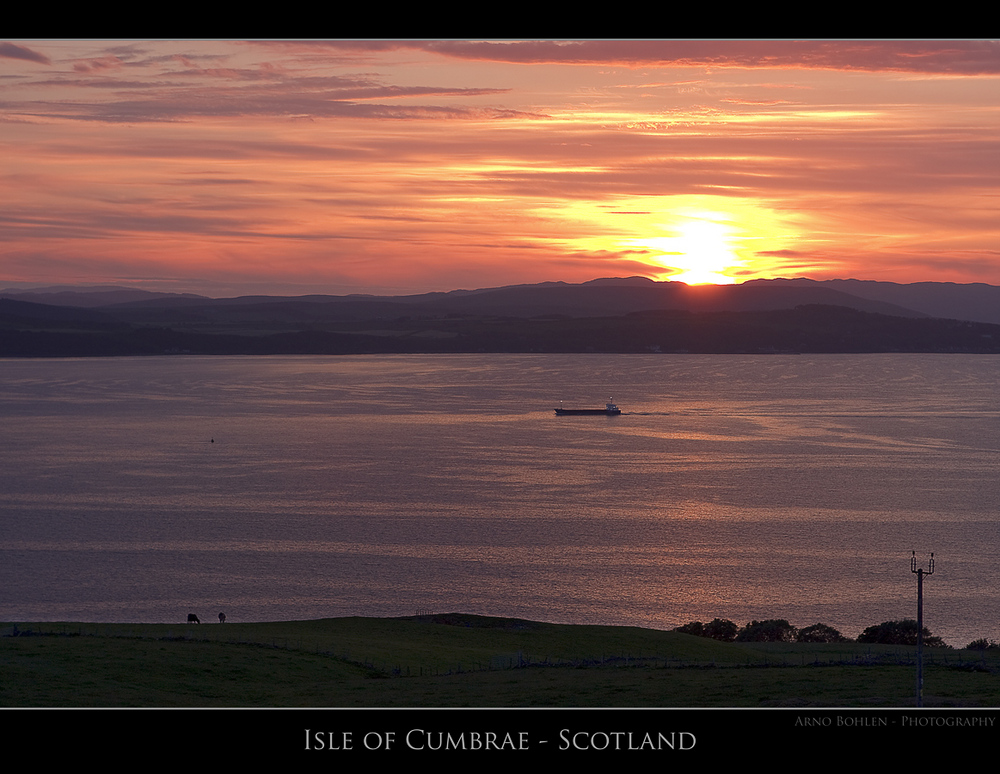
[{"x1": 624, "y1": 210, "x2": 746, "y2": 284}]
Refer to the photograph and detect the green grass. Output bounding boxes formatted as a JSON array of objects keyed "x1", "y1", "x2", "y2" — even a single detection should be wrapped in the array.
[{"x1": 4, "y1": 614, "x2": 999, "y2": 707}]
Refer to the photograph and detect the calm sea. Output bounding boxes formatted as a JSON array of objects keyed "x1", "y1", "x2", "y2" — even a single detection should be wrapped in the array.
[{"x1": 1, "y1": 353, "x2": 997, "y2": 646}]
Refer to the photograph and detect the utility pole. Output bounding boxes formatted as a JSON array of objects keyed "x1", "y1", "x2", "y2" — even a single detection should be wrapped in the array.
[{"x1": 911, "y1": 551, "x2": 935, "y2": 708}]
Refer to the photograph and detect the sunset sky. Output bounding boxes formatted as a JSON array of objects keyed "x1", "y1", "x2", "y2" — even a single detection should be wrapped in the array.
[{"x1": 2, "y1": 39, "x2": 999, "y2": 297}]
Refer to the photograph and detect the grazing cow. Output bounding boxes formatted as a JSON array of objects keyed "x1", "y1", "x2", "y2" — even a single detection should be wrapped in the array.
[
  {"x1": 218, "y1": 612, "x2": 226, "y2": 624},
  {"x1": 187, "y1": 613, "x2": 200, "y2": 624}
]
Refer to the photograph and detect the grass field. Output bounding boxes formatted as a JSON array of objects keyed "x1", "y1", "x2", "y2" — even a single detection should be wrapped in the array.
[{"x1": 4, "y1": 614, "x2": 1000, "y2": 708}]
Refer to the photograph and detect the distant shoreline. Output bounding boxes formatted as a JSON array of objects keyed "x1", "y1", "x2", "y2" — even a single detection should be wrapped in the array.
[{"x1": 3, "y1": 304, "x2": 1000, "y2": 357}]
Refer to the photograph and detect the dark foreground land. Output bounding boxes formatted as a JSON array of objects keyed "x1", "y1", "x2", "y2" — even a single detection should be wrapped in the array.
[{"x1": 4, "y1": 614, "x2": 1000, "y2": 708}]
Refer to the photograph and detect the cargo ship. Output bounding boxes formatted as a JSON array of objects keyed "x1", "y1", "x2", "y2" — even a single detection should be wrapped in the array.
[{"x1": 555, "y1": 400, "x2": 621, "y2": 416}]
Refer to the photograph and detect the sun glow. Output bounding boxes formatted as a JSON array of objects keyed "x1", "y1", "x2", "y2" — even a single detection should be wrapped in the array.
[{"x1": 627, "y1": 211, "x2": 746, "y2": 285}]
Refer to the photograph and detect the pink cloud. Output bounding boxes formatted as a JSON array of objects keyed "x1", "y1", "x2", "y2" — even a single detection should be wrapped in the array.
[{"x1": 72, "y1": 55, "x2": 125, "y2": 73}]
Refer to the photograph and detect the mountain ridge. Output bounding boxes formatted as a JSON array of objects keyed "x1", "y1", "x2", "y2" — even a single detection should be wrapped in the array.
[
  {"x1": 5, "y1": 276, "x2": 999, "y2": 323},
  {"x1": 3, "y1": 277, "x2": 1000, "y2": 357}
]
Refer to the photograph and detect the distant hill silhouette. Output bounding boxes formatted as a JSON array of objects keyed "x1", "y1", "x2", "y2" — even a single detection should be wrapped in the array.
[
  {"x1": 2, "y1": 278, "x2": 999, "y2": 356},
  {"x1": 8, "y1": 276, "x2": 1000, "y2": 322},
  {"x1": 403, "y1": 279, "x2": 927, "y2": 320},
  {"x1": 0, "y1": 285, "x2": 206, "y2": 308},
  {"x1": 744, "y1": 278, "x2": 1000, "y2": 325}
]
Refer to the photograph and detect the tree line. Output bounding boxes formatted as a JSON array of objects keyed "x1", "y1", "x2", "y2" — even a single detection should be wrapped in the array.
[{"x1": 674, "y1": 618, "x2": 999, "y2": 650}]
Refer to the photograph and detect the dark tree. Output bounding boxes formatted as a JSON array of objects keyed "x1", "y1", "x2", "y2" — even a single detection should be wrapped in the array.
[
  {"x1": 857, "y1": 619, "x2": 946, "y2": 647},
  {"x1": 797, "y1": 623, "x2": 851, "y2": 643},
  {"x1": 703, "y1": 618, "x2": 739, "y2": 642},
  {"x1": 965, "y1": 638, "x2": 1000, "y2": 651},
  {"x1": 673, "y1": 618, "x2": 738, "y2": 641},
  {"x1": 736, "y1": 619, "x2": 798, "y2": 643}
]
